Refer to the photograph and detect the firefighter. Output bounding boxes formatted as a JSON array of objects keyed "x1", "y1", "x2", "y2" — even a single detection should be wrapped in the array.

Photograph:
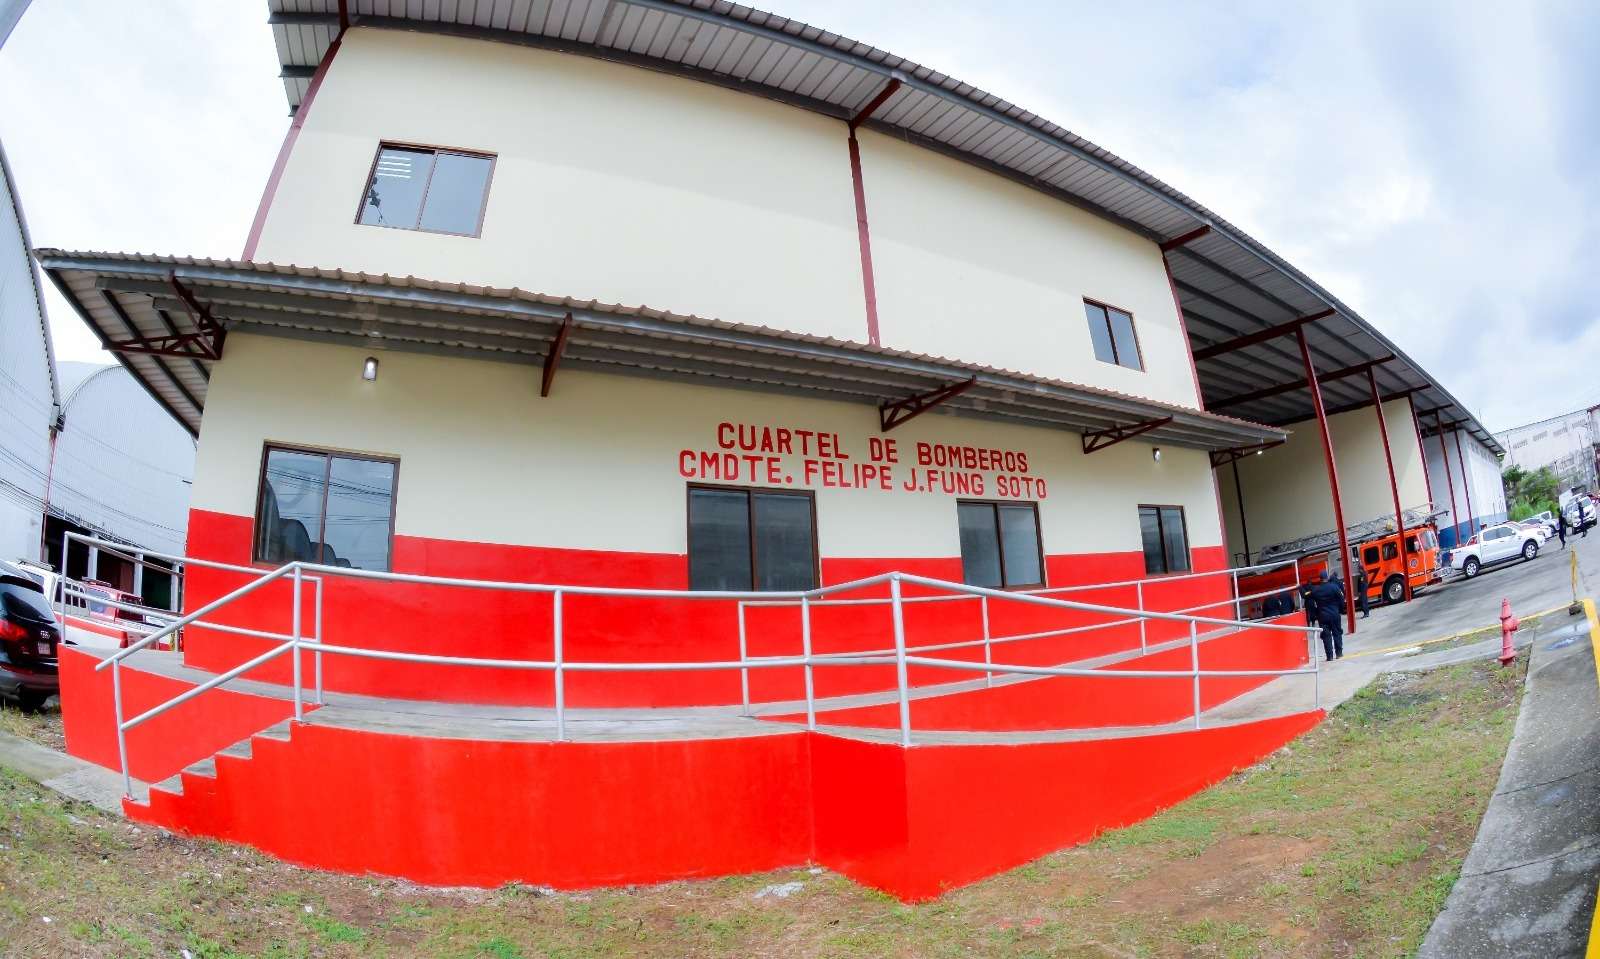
[{"x1": 1309, "y1": 571, "x2": 1346, "y2": 661}]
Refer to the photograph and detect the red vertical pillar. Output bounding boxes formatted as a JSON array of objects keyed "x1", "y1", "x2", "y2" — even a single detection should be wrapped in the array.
[
  {"x1": 1296, "y1": 327, "x2": 1357, "y2": 633},
  {"x1": 1408, "y1": 396, "x2": 1435, "y2": 505},
  {"x1": 1367, "y1": 371, "x2": 1411, "y2": 601},
  {"x1": 1453, "y1": 429, "x2": 1477, "y2": 539},
  {"x1": 1434, "y1": 412, "x2": 1461, "y2": 547}
]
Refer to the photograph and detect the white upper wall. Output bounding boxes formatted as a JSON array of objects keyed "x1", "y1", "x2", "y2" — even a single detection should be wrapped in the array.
[
  {"x1": 1218, "y1": 398, "x2": 1429, "y2": 560},
  {"x1": 0, "y1": 138, "x2": 53, "y2": 562},
  {"x1": 192, "y1": 333, "x2": 1222, "y2": 563},
  {"x1": 858, "y1": 130, "x2": 1198, "y2": 407},
  {"x1": 252, "y1": 27, "x2": 1200, "y2": 410}
]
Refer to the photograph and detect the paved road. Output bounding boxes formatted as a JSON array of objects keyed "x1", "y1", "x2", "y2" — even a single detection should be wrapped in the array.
[
  {"x1": 1416, "y1": 605, "x2": 1600, "y2": 957},
  {"x1": 1343, "y1": 527, "x2": 1600, "y2": 656}
]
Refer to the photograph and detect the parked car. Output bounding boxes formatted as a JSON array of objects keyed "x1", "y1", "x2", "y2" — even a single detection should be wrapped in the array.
[
  {"x1": 1564, "y1": 500, "x2": 1597, "y2": 533},
  {"x1": 0, "y1": 560, "x2": 60, "y2": 711},
  {"x1": 1441, "y1": 523, "x2": 1542, "y2": 579},
  {"x1": 69, "y1": 580, "x2": 171, "y2": 649},
  {"x1": 1526, "y1": 511, "x2": 1560, "y2": 536},
  {"x1": 1514, "y1": 520, "x2": 1552, "y2": 543}
]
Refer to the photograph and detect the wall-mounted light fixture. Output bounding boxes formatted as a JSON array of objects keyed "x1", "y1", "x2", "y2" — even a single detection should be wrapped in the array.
[
  {"x1": 1152, "y1": 446, "x2": 1162, "y2": 463},
  {"x1": 362, "y1": 356, "x2": 379, "y2": 381}
]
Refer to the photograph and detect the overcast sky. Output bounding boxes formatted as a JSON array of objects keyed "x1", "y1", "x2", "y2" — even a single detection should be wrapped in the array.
[{"x1": 2, "y1": 0, "x2": 1596, "y2": 432}]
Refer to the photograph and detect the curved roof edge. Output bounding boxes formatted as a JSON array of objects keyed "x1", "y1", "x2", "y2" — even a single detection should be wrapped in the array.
[
  {"x1": 0, "y1": 136, "x2": 60, "y2": 414},
  {"x1": 261, "y1": 0, "x2": 1500, "y2": 456}
]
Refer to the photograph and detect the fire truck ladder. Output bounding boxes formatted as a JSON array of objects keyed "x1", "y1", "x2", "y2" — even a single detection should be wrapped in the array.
[{"x1": 1257, "y1": 504, "x2": 1443, "y2": 563}]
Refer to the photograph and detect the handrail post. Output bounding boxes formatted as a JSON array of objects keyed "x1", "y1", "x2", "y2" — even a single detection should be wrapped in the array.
[
  {"x1": 1189, "y1": 619, "x2": 1201, "y2": 730},
  {"x1": 1230, "y1": 568, "x2": 1241, "y2": 623},
  {"x1": 801, "y1": 595, "x2": 815, "y2": 731},
  {"x1": 553, "y1": 590, "x2": 565, "y2": 742},
  {"x1": 890, "y1": 575, "x2": 912, "y2": 748},
  {"x1": 737, "y1": 602, "x2": 750, "y2": 717},
  {"x1": 980, "y1": 594, "x2": 993, "y2": 688},
  {"x1": 313, "y1": 578, "x2": 324, "y2": 705},
  {"x1": 1136, "y1": 581, "x2": 1147, "y2": 653},
  {"x1": 291, "y1": 565, "x2": 303, "y2": 721},
  {"x1": 113, "y1": 658, "x2": 132, "y2": 800},
  {"x1": 1312, "y1": 626, "x2": 1322, "y2": 710}
]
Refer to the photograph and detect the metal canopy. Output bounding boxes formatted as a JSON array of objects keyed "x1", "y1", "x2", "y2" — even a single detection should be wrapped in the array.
[
  {"x1": 37, "y1": 250, "x2": 1284, "y2": 451},
  {"x1": 261, "y1": 0, "x2": 1500, "y2": 457}
]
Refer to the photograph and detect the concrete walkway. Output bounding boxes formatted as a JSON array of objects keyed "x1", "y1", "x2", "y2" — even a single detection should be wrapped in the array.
[
  {"x1": 0, "y1": 730, "x2": 147, "y2": 812},
  {"x1": 1416, "y1": 605, "x2": 1600, "y2": 958}
]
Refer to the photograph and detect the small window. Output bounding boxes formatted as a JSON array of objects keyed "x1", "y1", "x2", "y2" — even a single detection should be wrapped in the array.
[
  {"x1": 687, "y1": 486, "x2": 817, "y2": 591},
  {"x1": 1363, "y1": 546, "x2": 1380, "y2": 564},
  {"x1": 957, "y1": 501, "x2": 1044, "y2": 589},
  {"x1": 1138, "y1": 505, "x2": 1190, "y2": 575},
  {"x1": 254, "y1": 445, "x2": 398, "y2": 571},
  {"x1": 358, "y1": 144, "x2": 494, "y2": 237},
  {"x1": 1083, "y1": 300, "x2": 1143, "y2": 371},
  {"x1": 1382, "y1": 543, "x2": 1399, "y2": 561}
]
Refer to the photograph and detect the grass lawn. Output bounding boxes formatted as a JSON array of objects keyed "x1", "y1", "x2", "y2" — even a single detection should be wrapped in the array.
[{"x1": 0, "y1": 655, "x2": 1522, "y2": 958}]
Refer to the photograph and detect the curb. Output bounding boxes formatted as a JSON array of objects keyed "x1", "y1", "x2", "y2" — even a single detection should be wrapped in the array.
[{"x1": 1586, "y1": 598, "x2": 1600, "y2": 959}]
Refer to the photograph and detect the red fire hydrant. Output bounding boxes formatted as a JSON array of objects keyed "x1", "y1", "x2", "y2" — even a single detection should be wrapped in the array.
[{"x1": 1499, "y1": 598, "x2": 1519, "y2": 667}]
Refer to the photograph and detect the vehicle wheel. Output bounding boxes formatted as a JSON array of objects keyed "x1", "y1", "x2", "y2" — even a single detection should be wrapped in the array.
[
  {"x1": 1523, "y1": 540, "x2": 1538, "y2": 561},
  {"x1": 16, "y1": 689, "x2": 49, "y2": 714},
  {"x1": 1463, "y1": 557, "x2": 1481, "y2": 578},
  {"x1": 1384, "y1": 576, "x2": 1405, "y2": 603}
]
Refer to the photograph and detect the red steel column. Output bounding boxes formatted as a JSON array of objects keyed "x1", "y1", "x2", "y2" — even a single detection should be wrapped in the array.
[
  {"x1": 1367, "y1": 369, "x2": 1411, "y2": 601},
  {"x1": 1408, "y1": 396, "x2": 1435, "y2": 505},
  {"x1": 846, "y1": 131, "x2": 881, "y2": 346},
  {"x1": 1434, "y1": 412, "x2": 1461, "y2": 547},
  {"x1": 1296, "y1": 327, "x2": 1357, "y2": 633},
  {"x1": 1163, "y1": 258, "x2": 1207, "y2": 410},
  {"x1": 1453, "y1": 429, "x2": 1477, "y2": 539}
]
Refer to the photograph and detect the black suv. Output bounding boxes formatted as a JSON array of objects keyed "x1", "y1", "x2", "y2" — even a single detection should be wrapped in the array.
[{"x1": 0, "y1": 560, "x2": 60, "y2": 712}]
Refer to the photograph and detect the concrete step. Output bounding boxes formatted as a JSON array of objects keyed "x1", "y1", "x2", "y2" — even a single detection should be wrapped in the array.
[
  {"x1": 146, "y1": 719, "x2": 297, "y2": 803},
  {"x1": 255, "y1": 720, "x2": 294, "y2": 743},
  {"x1": 150, "y1": 773, "x2": 184, "y2": 798}
]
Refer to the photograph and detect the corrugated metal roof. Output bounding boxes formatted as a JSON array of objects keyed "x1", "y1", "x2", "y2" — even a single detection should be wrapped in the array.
[
  {"x1": 259, "y1": 0, "x2": 1501, "y2": 456},
  {"x1": 35, "y1": 249, "x2": 1286, "y2": 452}
]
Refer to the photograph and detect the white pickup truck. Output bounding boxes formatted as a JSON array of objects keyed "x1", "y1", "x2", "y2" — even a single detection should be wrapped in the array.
[{"x1": 1441, "y1": 522, "x2": 1541, "y2": 578}]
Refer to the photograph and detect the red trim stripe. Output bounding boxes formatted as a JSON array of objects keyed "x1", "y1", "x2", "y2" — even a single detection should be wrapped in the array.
[{"x1": 241, "y1": 32, "x2": 344, "y2": 260}]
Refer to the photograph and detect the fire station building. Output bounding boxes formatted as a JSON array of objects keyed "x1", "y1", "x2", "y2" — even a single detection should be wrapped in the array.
[{"x1": 40, "y1": 0, "x2": 1504, "y2": 898}]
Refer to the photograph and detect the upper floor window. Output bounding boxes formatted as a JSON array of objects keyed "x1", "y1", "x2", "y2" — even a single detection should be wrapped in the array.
[
  {"x1": 957, "y1": 500, "x2": 1045, "y2": 589},
  {"x1": 1138, "y1": 505, "x2": 1190, "y2": 575},
  {"x1": 254, "y1": 444, "x2": 398, "y2": 571},
  {"x1": 687, "y1": 485, "x2": 817, "y2": 591},
  {"x1": 1084, "y1": 300, "x2": 1143, "y2": 371},
  {"x1": 357, "y1": 144, "x2": 495, "y2": 237}
]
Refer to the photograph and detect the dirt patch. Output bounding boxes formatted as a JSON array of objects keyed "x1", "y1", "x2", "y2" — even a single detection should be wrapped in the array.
[
  {"x1": 1117, "y1": 833, "x2": 1327, "y2": 917},
  {"x1": 0, "y1": 699, "x2": 64, "y2": 752}
]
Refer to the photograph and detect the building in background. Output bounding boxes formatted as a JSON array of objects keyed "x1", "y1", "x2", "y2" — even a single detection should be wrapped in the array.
[
  {"x1": 1495, "y1": 408, "x2": 1600, "y2": 495},
  {"x1": 41, "y1": 363, "x2": 194, "y2": 609},
  {"x1": 0, "y1": 136, "x2": 60, "y2": 565}
]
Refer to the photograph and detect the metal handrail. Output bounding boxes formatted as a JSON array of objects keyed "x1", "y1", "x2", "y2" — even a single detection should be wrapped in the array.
[
  {"x1": 99, "y1": 552, "x2": 1320, "y2": 798},
  {"x1": 753, "y1": 583, "x2": 1301, "y2": 665}
]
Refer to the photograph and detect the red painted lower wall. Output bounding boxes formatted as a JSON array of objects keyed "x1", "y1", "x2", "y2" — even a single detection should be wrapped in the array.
[
  {"x1": 59, "y1": 646, "x2": 302, "y2": 783},
  {"x1": 179, "y1": 508, "x2": 1239, "y2": 709},
  {"x1": 132, "y1": 724, "x2": 816, "y2": 889},
  {"x1": 832, "y1": 710, "x2": 1325, "y2": 900},
  {"x1": 122, "y1": 697, "x2": 1320, "y2": 900},
  {"x1": 71, "y1": 643, "x2": 1322, "y2": 901}
]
